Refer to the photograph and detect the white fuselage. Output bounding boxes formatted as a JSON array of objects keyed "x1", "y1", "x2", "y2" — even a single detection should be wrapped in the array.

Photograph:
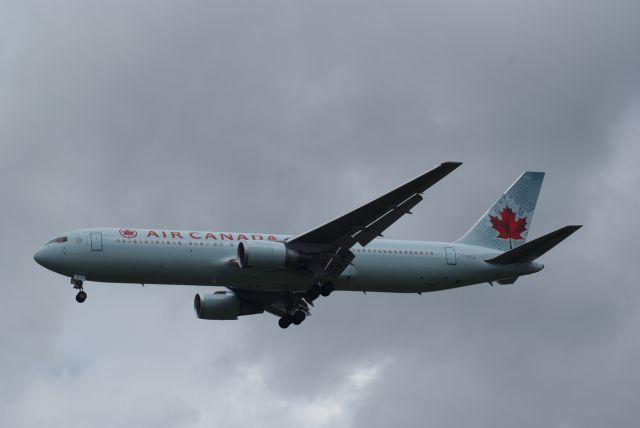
[{"x1": 34, "y1": 228, "x2": 543, "y2": 293}]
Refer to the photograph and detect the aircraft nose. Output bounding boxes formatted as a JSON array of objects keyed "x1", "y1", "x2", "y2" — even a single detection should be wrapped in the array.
[{"x1": 33, "y1": 246, "x2": 49, "y2": 267}]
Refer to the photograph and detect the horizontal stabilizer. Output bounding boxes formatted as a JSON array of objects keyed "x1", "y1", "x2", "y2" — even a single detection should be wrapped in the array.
[{"x1": 485, "y1": 225, "x2": 582, "y2": 264}]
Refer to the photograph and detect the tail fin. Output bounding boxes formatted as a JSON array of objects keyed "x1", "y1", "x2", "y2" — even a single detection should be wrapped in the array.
[{"x1": 457, "y1": 171, "x2": 544, "y2": 251}]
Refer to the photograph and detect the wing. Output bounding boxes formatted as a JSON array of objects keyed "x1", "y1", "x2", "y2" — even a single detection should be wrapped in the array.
[{"x1": 286, "y1": 161, "x2": 462, "y2": 278}]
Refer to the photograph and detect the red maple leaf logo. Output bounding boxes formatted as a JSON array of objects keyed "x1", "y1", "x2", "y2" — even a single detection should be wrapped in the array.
[
  {"x1": 489, "y1": 206, "x2": 527, "y2": 249},
  {"x1": 119, "y1": 228, "x2": 137, "y2": 238}
]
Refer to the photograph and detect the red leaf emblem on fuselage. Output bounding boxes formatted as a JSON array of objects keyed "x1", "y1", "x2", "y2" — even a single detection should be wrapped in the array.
[
  {"x1": 489, "y1": 206, "x2": 527, "y2": 249},
  {"x1": 119, "y1": 228, "x2": 137, "y2": 238}
]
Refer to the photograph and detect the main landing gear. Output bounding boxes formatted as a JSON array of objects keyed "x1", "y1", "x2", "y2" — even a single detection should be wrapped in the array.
[
  {"x1": 278, "y1": 280, "x2": 334, "y2": 329},
  {"x1": 278, "y1": 310, "x2": 307, "y2": 329},
  {"x1": 305, "y1": 280, "x2": 334, "y2": 300},
  {"x1": 72, "y1": 277, "x2": 87, "y2": 303}
]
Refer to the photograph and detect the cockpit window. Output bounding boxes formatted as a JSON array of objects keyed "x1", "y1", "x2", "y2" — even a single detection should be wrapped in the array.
[{"x1": 47, "y1": 236, "x2": 68, "y2": 244}]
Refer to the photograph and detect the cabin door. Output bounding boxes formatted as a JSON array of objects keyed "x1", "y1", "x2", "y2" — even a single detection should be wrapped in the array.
[
  {"x1": 445, "y1": 247, "x2": 457, "y2": 265},
  {"x1": 90, "y1": 232, "x2": 103, "y2": 251}
]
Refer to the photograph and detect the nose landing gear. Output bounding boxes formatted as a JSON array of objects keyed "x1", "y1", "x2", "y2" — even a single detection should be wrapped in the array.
[
  {"x1": 75, "y1": 290, "x2": 87, "y2": 303},
  {"x1": 71, "y1": 276, "x2": 86, "y2": 303}
]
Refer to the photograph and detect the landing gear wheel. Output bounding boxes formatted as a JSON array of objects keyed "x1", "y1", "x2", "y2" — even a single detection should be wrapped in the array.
[
  {"x1": 278, "y1": 315, "x2": 292, "y2": 329},
  {"x1": 306, "y1": 283, "x2": 321, "y2": 301},
  {"x1": 320, "y1": 282, "x2": 334, "y2": 297},
  {"x1": 292, "y1": 310, "x2": 306, "y2": 325},
  {"x1": 75, "y1": 291, "x2": 87, "y2": 303}
]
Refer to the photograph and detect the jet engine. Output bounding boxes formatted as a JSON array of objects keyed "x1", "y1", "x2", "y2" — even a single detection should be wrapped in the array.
[
  {"x1": 194, "y1": 291, "x2": 263, "y2": 320},
  {"x1": 237, "y1": 240, "x2": 310, "y2": 269}
]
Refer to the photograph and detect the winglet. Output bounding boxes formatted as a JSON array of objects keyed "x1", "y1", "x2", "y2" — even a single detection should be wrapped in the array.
[{"x1": 485, "y1": 225, "x2": 582, "y2": 264}]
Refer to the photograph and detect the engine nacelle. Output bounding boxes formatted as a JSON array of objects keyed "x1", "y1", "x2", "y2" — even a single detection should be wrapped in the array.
[
  {"x1": 237, "y1": 240, "x2": 309, "y2": 269},
  {"x1": 194, "y1": 291, "x2": 263, "y2": 320}
]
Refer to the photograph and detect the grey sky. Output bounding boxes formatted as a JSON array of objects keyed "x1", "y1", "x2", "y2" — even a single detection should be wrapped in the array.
[{"x1": 2, "y1": 0, "x2": 640, "y2": 426}]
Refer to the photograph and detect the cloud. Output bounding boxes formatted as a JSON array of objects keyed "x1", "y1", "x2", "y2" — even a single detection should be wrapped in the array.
[
  {"x1": 2, "y1": 323, "x2": 389, "y2": 428},
  {"x1": 2, "y1": 0, "x2": 640, "y2": 426}
]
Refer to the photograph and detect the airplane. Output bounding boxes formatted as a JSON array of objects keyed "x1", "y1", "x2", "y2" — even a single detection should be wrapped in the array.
[{"x1": 33, "y1": 162, "x2": 581, "y2": 329}]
